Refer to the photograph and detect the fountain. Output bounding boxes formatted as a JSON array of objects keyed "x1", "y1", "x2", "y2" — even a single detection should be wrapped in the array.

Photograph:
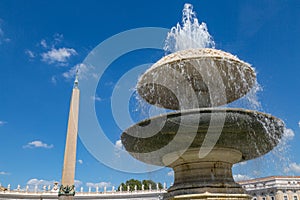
[{"x1": 121, "y1": 4, "x2": 284, "y2": 200}]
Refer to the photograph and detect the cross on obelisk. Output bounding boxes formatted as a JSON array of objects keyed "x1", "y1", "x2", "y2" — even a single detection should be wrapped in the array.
[{"x1": 59, "y1": 71, "x2": 80, "y2": 200}]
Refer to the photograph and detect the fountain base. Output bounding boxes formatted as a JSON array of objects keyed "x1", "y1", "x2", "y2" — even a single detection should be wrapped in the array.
[
  {"x1": 163, "y1": 148, "x2": 250, "y2": 200},
  {"x1": 166, "y1": 192, "x2": 251, "y2": 200}
]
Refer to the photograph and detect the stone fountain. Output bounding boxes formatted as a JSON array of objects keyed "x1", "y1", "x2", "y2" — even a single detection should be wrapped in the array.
[{"x1": 121, "y1": 48, "x2": 284, "y2": 200}]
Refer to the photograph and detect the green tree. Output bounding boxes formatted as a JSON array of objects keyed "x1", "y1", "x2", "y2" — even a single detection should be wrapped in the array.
[
  {"x1": 118, "y1": 179, "x2": 142, "y2": 191},
  {"x1": 157, "y1": 182, "x2": 163, "y2": 189},
  {"x1": 118, "y1": 179, "x2": 163, "y2": 191},
  {"x1": 126, "y1": 179, "x2": 142, "y2": 191},
  {"x1": 142, "y1": 179, "x2": 156, "y2": 190},
  {"x1": 117, "y1": 182, "x2": 127, "y2": 191}
]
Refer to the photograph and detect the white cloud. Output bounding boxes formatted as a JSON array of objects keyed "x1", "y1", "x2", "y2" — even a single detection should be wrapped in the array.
[
  {"x1": 78, "y1": 159, "x2": 83, "y2": 164},
  {"x1": 86, "y1": 182, "x2": 111, "y2": 189},
  {"x1": 40, "y1": 33, "x2": 63, "y2": 48},
  {"x1": 0, "y1": 121, "x2": 7, "y2": 126},
  {"x1": 91, "y1": 95, "x2": 102, "y2": 102},
  {"x1": 283, "y1": 128, "x2": 295, "y2": 141},
  {"x1": 252, "y1": 170, "x2": 261, "y2": 177},
  {"x1": 26, "y1": 179, "x2": 57, "y2": 192},
  {"x1": 233, "y1": 174, "x2": 251, "y2": 182},
  {"x1": 114, "y1": 140, "x2": 124, "y2": 158},
  {"x1": 40, "y1": 39, "x2": 47, "y2": 48},
  {"x1": 52, "y1": 63, "x2": 95, "y2": 85},
  {"x1": 41, "y1": 47, "x2": 77, "y2": 65},
  {"x1": 272, "y1": 128, "x2": 294, "y2": 162},
  {"x1": 115, "y1": 140, "x2": 123, "y2": 150},
  {"x1": 51, "y1": 76, "x2": 57, "y2": 84},
  {"x1": 26, "y1": 178, "x2": 81, "y2": 191},
  {"x1": 298, "y1": 121, "x2": 300, "y2": 128},
  {"x1": 53, "y1": 33, "x2": 63, "y2": 44},
  {"x1": 74, "y1": 180, "x2": 83, "y2": 188},
  {"x1": 0, "y1": 28, "x2": 3, "y2": 37},
  {"x1": 273, "y1": 128, "x2": 295, "y2": 147},
  {"x1": 27, "y1": 178, "x2": 56, "y2": 186},
  {"x1": 0, "y1": 171, "x2": 10, "y2": 175},
  {"x1": 23, "y1": 140, "x2": 54, "y2": 149},
  {"x1": 3, "y1": 38, "x2": 10, "y2": 42},
  {"x1": 284, "y1": 162, "x2": 300, "y2": 173},
  {"x1": 25, "y1": 49, "x2": 35, "y2": 58},
  {"x1": 238, "y1": 161, "x2": 247, "y2": 166},
  {"x1": 63, "y1": 63, "x2": 93, "y2": 80},
  {"x1": 167, "y1": 171, "x2": 174, "y2": 177},
  {"x1": 26, "y1": 178, "x2": 60, "y2": 192},
  {"x1": 105, "y1": 81, "x2": 115, "y2": 86},
  {"x1": 0, "y1": 20, "x2": 10, "y2": 44},
  {"x1": 63, "y1": 63, "x2": 83, "y2": 79}
]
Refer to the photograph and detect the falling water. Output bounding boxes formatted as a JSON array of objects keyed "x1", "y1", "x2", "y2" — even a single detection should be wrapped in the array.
[
  {"x1": 162, "y1": 3, "x2": 263, "y2": 111},
  {"x1": 133, "y1": 3, "x2": 291, "y2": 179},
  {"x1": 164, "y1": 3, "x2": 215, "y2": 53},
  {"x1": 227, "y1": 80, "x2": 262, "y2": 111}
]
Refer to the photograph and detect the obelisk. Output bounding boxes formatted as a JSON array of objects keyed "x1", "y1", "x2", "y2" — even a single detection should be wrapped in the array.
[{"x1": 59, "y1": 72, "x2": 80, "y2": 200}]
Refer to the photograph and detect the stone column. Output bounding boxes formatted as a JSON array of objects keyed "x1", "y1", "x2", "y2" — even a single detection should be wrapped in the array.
[
  {"x1": 276, "y1": 190, "x2": 283, "y2": 200},
  {"x1": 163, "y1": 147, "x2": 251, "y2": 200},
  {"x1": 59, "y1": 81, "x2": 80, "y2": 200}
]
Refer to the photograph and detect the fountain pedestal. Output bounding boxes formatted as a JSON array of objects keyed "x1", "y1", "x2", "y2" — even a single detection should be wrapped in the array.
[{"x1": 163, "y1": 148, "x2": 250, "y2": 200}]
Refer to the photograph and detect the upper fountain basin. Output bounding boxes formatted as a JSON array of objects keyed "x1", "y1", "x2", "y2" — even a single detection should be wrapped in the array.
[{"x1": 137, "y1": 48, "x2": 256, "y2": 110}]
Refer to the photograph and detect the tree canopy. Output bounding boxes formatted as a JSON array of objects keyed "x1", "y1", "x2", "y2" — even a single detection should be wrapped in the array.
[{"x1": 117, "y1": 179, "x2": 163, "y2": 191}]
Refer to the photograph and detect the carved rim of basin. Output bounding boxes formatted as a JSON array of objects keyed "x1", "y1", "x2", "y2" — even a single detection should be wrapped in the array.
[
  {"x1": 121, "y1": 108, "x2": 284, "y2": 166},
  {"x1": 137, "y1": 48, "x2": 256, "y2": 110}
]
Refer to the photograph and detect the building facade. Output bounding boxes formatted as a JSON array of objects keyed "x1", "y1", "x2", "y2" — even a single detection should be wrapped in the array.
[{"x1": 238, "y1": 176, "x2": 300, "y2": 200}]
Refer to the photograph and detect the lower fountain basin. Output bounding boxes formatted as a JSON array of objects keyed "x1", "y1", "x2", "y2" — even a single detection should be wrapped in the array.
[{"x1": 121, "y1": 108, "x2": 284, "y2": 166}]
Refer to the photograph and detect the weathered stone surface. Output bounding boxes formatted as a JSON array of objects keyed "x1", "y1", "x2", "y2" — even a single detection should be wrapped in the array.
[
  {"x1": 137, "y1": 48, "x2": 255, "y2": 110},
  {"x1": 165, "y1": 192, "x2": 251, "y2": 200},
  {"x1": 164, "y1": 148, "x2": 245, "y2": 199},
  {"x1": 60, "y1": 86, "x2": 80, "y2": 199},
  {"x1": 121, "y1": 108, "x2": 284, "y2": 166}
]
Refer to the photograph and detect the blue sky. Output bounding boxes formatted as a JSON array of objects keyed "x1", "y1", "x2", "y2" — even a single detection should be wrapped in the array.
[{"x1": 0, "y1": 0, "x2": 300, "y2": 191}]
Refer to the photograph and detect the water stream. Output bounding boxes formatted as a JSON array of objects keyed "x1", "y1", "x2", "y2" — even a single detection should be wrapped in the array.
[
  {"x1": 164, "y1": 3, "x2": 215, "y2": 53},
  {"x1": 133, "y1": 3, "x2": 291, "y2": 180}
]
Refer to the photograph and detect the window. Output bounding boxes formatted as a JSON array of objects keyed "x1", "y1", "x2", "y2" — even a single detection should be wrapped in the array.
[
  {"x1": 294, "y1": 196, "x2": 298, "y2": 200},
  {"x1": 270, "y1": 196, "x2": 275, "y2": 200},
  {"x1": 284, "y1": 195, "x2": 288, "y2": 200},
  {"x1": 262, "y1": 197, "x2": 266, "y2": 200}
]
